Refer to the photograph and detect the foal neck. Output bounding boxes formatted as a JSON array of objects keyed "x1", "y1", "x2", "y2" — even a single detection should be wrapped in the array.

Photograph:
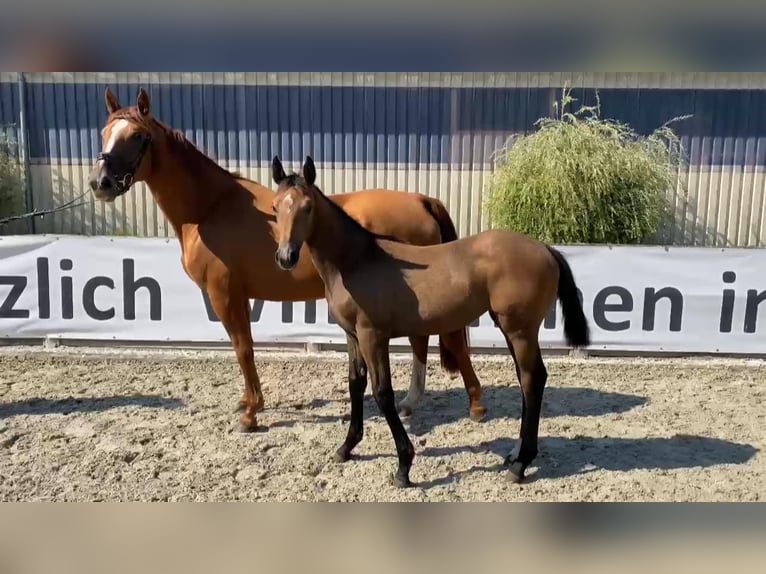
[{"x1": 305, "y1": 187, "x2": 377, "y2": 273}]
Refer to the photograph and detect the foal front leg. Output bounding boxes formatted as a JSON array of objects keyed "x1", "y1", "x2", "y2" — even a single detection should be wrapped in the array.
[
  {"x1": 359, "y1": 331, "x2": 415, "y2": 488},
  {"x1": 334, "y1": 335, "x2": 368, "y2": 462}
]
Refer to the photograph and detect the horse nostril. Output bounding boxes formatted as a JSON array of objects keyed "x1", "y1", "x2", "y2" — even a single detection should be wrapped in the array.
[{"x1": 99, "y1": 176, "x2": 112, "y2": 190}]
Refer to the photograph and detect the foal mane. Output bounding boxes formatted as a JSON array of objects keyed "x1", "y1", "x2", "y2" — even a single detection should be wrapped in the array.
[
  {"x1": 285, "y1": 173, "x2": 404, "y2": 244},
  {"x1": 110, "y1": 108, "x2": 244, "y2": 182}
]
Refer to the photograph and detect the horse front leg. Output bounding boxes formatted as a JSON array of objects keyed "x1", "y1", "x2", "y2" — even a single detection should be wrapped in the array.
[{"x1": 208, "y1": 287, "x2": 264, "y2": 432}]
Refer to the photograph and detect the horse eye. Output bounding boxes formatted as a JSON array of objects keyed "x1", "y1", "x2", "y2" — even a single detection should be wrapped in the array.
[{"x1": 132, "y1": 132, "x2": 143, "y2": 140}]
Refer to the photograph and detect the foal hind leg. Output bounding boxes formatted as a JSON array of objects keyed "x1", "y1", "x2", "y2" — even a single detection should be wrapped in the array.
[
  {"x1": 440, "y1": 330, "x2": 487, "y2": 422},
  {"x1": 397, "y1": 335, "x2": 428, "y2": 418},
  {"x1": 495, "y1": 317, "x2": 548, "y2": 482}
]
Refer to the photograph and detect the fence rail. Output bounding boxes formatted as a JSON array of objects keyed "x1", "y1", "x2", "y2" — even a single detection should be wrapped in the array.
[{"x1": 2, "y1": 72, "x2": 766, "y2": 246}]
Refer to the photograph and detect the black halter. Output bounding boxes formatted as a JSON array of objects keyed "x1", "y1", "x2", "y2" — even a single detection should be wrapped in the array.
[{"x1": 97, "y1": 132, "x2": 152, "y2": 195}]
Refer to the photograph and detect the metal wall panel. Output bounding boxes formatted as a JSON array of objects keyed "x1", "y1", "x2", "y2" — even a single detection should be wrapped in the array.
[{"x1": 2, "y1": 72, "x2": 766, "y2": 246}]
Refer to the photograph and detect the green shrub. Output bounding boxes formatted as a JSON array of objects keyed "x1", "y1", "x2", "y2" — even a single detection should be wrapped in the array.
[
  {"x1": 484, "y1": 88, "x2": 689, "y2": 244},
  {"x1": 0, "y1": 128, "x2": 24, "y2": 220}
]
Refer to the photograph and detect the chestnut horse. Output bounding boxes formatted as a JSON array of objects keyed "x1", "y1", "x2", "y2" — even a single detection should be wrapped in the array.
[
  {"x1": 272, "y1": 156, "x2": 591, "y2": 486},
  {"x1": 87, "y1": 87, "x2": 487, "y2": 431}
]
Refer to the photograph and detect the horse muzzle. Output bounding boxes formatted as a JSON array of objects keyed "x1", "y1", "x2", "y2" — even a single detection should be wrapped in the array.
[
  {"x1": 88, "y1": 163, "x2": 129, "y2": 202},
  {"x1": 275, "y1": 243, "x2": 300, "y2": 271}
]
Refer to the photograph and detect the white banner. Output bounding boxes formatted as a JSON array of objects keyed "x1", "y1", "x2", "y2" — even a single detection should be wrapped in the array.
[{"x1": 0, "y1": 235, "x2": 765, "y2": 354}]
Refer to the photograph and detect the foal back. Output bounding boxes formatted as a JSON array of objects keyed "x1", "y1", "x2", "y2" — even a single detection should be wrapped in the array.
[{"x1": 340, "y1": 228, "x2": 559, "y2": 338}]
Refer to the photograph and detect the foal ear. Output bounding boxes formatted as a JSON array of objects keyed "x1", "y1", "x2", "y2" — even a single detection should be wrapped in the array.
[
  {"x1": 136, "y1": 88, "x2": 151, "y2": 116},
  {"x1": 104, "y1": 86, "x2": 121, "y2": 114},
  {"x1": 302, "y1": 156, "x2": 316, "y2": 186},
  {"x1": 272, "y1": 156, "x2": 287, "y2": 184}
]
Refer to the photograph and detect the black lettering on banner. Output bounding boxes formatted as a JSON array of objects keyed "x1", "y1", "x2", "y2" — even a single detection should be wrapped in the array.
[
  {"x1": 744, "y1": 289, "x2": 766, "y2": 334},
  {"x1": 123, "y1": 259, "x2": 162, "y2": 321},
  {"x1": 60, "y1": 259, "x2": 74, "y2": 320},
  {"x1": 250, "y1": 300, "x2": 265, "y2": 322},
  {"x1": 642, "y1": 287, "x2": 683, "y2": 332},
  {"x1": 593, "y1": 286, "x2": 633, "y2": 331},
  {"x1": 82, "y1": 277, "x2": 116, "y2": 320},
  {"x1": 0, "y1": 276, "x2": 29, "y2": 318},
  {"x1": 37, "y1": 258, "x2": 50, "y2": 319},
  {"x1": 305, "y1": 300, "x2": 317, "y2": 324},
  {"x1": 281, "y1": 301, "x2": 293, "y2": 323},
  {"x1": 720, "y1": 271, "x2": 736, "y2": 333}
]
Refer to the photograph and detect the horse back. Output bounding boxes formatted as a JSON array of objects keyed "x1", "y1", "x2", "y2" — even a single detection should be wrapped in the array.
[{"x1": 332, "y1": 189, "x2": 442, "y2": 246}]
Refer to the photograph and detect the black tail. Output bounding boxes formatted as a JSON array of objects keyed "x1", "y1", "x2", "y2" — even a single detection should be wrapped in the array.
[
  {"x1": 546, "y1": 246, "x2": 590, "y2": 348},
  {"x1": 421, "y1": 196, "x2": 467, "y2": 373}
]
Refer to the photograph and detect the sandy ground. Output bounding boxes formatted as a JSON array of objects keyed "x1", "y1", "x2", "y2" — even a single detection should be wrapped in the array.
[{"x1": 0, "y1": 346, "x2": 763, "y2": 501}]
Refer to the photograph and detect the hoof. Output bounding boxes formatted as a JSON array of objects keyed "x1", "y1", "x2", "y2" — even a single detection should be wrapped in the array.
[
  {"x1": 235, "y1": 422, "x2": 265, "y2": 434},
  {"x1": 333, "y1": 447, "x2": 353, "y2": 463},
  {"x1": 469, "y1": 406, "x2": 487, "y2": 422},
  {"x1": 397, "y1": 403, "x2": 413, "y2": 418},
  {"x1": 506, "y1": 460, "x2": 526, "y2": 484},
  {"x1": 391, "y1": 473, "x2": 414, "y2": 489}
]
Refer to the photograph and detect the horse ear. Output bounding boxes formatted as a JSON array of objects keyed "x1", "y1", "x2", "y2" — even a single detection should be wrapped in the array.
[
  {"x1": 302, "y1": 156, "x2": 316, "y2": 186},
  {"x1": 272, "y1": 156, "x2": 287, "y2": 184},
  {"x1": 137, "y1": 88, "x2": 151, "y2": 116},
  {"x1": 105, "y1": 86, "x2": 121, "y2": 114}
]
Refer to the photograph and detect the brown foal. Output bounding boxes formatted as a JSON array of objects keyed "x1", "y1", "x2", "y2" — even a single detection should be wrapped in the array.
[{"x1": 272, "y1": 156, "x2": 591, "y2": 486}]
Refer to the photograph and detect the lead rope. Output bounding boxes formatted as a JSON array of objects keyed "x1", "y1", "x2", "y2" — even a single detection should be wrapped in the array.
[{"x1": 0, "y1": 190, "x2": 90, "y2": 227}]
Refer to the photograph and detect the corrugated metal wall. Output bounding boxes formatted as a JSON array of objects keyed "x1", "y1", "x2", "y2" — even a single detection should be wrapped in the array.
[{"x1": 2, "y1": 72, "x2": 766, "y2": 246}]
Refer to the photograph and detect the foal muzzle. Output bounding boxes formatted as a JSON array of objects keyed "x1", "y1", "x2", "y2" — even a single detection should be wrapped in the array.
[{"x1": 275, "y1": 243, "x2": 300, "y2": 270}]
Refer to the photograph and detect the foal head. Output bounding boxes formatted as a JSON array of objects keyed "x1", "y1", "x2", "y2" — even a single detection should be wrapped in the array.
[
  {"x1": 271, "y1": 155, "x2": 318, "y2": 271},
  {"x1": 88, "y1": 87, "x2": 154, "y2": 202}
]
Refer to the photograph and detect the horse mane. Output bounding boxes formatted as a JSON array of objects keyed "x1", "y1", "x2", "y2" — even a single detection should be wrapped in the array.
[
  {"x1": 283, "y1": 173, "x2": 404, "y2": 244},
  {"x1": 110, "y1": 108, "x2": 244, "y2": 182}
]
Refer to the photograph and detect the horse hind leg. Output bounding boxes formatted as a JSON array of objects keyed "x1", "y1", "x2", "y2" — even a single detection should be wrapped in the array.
[
  {"x1": 494, "y1": 315, "x2": 548, "y2": 483},
  {"x1": 440, "y1": 329, "x2": 487, "y2": 422},
  {"x1": 398, "y1": 335, "x2": 428, "y2": 418}
]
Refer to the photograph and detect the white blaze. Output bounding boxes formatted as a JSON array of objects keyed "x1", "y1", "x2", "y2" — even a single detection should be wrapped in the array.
[{"x1": 104, "y1": 119, "x2": 130, "y2": 154}]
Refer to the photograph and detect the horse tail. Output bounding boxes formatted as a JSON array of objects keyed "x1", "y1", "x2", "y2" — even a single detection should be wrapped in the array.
[
  {"x1": 421, "y1": 196, "x2": 467, "y2": 373},
  {"x1": 546, "y1": 245, "x2": 591, "y2": 348},
  {"x1": 421, "y1": 196, "x2": 459, "y2": 243}
]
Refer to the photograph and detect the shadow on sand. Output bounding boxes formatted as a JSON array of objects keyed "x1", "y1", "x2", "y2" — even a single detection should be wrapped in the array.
[
  {"x1": 416, "y1": 434, "x2": 759, "y2": 488},
  {"x1": 0, "y1": 395, "x2": 184, "y2": 418}
]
